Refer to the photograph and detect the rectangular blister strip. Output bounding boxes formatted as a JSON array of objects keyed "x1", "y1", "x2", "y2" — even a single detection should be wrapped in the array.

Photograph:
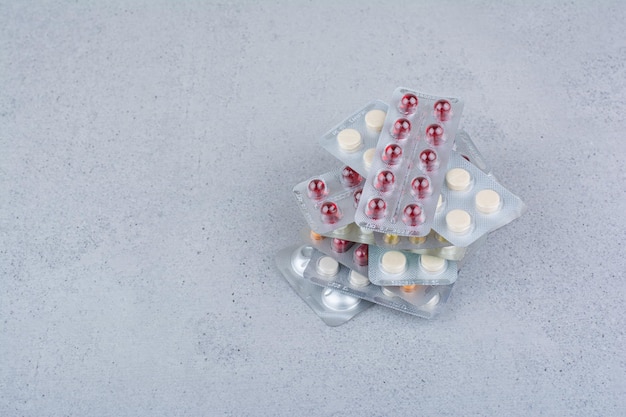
[
  {"x1": 275, "y1": 245, "x2": 373, "y2": 327},
  {"x1": 293, "y1": 166, "x2": 364, "y2": 234},
  {"x1": 372, "y1": 229, "x2": 450, "y2": 251},
  {"x1": 303, "y1": 248, "x2": 453, "y2": 319},
  {"x1": 367, "y1": 245, "x2": 458, "y2": 286},
  {"x1": 432, "y1": 151, "x2": 527, "y2": 247},
  {"x1": 319, "y1": 100, "x2": 389, "y2": 177},
  {"x1": 321, "y1": 223, "x2": 376, "y2": 245},
  {"x1": 299, "y1": 229, "x2": 369, "y2": 276},
  {"x1": 355, "y1": 87, "x2": 464, "y2": 237}
]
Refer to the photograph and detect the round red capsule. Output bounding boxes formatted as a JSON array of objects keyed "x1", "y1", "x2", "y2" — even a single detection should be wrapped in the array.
[
  {"x1": 434, "y1": 99, "x2": 452, "y2": 121},
  {"x1": 307, "y1": 178, "x2": 327, "y2": 199},
  {"x1": 353, "y1": 188, "x2": 362, "y2": 207},
  {"x1": 419, "y1": 149, "x2": 438, "y2": 171},
  {"x1": 391, "y1": 118, "x2": 411, "y2": 139},
  {"x1": 341, "y1": 166, "x2": 363, "y2": 188},
  {"x1": 353, "y1": 244, "x2": 368, "y2": 266},
  {"x1": 331, "y1": 238, "x2": 354, "y2": 253},
  {"x1": 382, "y1": 144, "x2": 402, "y2": 165},
  {"x1": 402, "y1": 203, "x2": 424, "y2": 226},
  {"x1": 366, "y1": 198, "x2": 386, "y2": 219},
  {"x1": 411, "y1": 176, "x2": 431, "y2": 198},
  {"x1": 398, "y1": 93, "x2": 419, "y2": 114},
  {"x1": 320, "y1": 201, "x2": 341, "y2": 224},
  {"x1": 374, "y1": 170, "x2": 395, "y2": 193},
  {"x1": 425, "y1": 124, "x2": 445, "y2": 146}
]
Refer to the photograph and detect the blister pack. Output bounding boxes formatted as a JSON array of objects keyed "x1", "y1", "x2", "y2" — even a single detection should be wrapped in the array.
[
  {"x1": 453, "y1": 130, "x2": 492, "y2": 175},
  {"x1": 371, "y1": 228, "x2": 450, "y2": 251},
  {"x1": 354, "y1": 88, "x2": 465, "y2": 237},
  {"x1": 302, "y1": 248, "x2": 453, "y2": 319},
  {"x1": 320, "y1": 223, "x2": 376, "y2": 245},
  {"x1": 431, "y1": 151, "x2": 527, "y2": 247},
  {"x1": 275, "y1": 245, "x2": 373, "y2": 326},
  {"x1": 293, "y1": 166, "x2": 365, "y2": 234},
  {"x1": 300, "y1": 229, "x2": 369, "y2": 276},
  {"x1": 367, "y1": 245, "x2": 458, "y2": 286},
  {"x1": 319, "y1": 100, "x2": 388, "y2": 177}
]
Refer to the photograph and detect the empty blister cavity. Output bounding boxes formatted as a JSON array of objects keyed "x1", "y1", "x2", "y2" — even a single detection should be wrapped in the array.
[
  {"x1": 355, "y1": 88, "x2": 464, "y2": 238},
  {"x1": 368, "y1": 245, "x2": 458, "y2": 286},
  {"x1": 319, "y1": 100, "x2": 389, "y2": 176},
  {"x1": 293, "y1": 166, "x2": 365, "y2": 234},
  {"x1": 302, "y1": 248, "x2": 453, "y2": 319},
  {"x1": 275, "y1": 245, "x2": 373, "y2": 326},
  {"x1": 433, "y1": 151, "x2": 527, "y2": 246}
]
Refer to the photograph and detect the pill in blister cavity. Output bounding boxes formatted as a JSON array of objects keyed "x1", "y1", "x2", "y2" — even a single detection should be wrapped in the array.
[
  {"x1": 399, "y1": 93, "x2": 419, "y2": 115},
  {"x1": 363, "y1": 148, "x2": 376, "y2": 171},
  {"x1": 331, "y1": 238, "x2": 354, "y2": 253},
  {"x1": 475, "y1": 189, "x2": 501, "y2": 214},
  {"x1": 310, "y1": 230, "x2": 324, "y2": 241},
  {"x1": 425, "y1": 293, "x2": 441, "y2": 306},
  {"x1": 366, "y1": 197, "x2": 386, "y2": 219},
  {"x1": 374, "y1": 170, "x2": 395, "y2": 192},
  {"x1": 402, "y1": 284, "x2": 419, "y2": 293},
  {"x1": 391, "y1": 118, "x2": 411, "y2": 139},
  {"x1": 445, "y1": 168, "x2": 471, "y2": 191},
  {"x1": 420, "y1": 149, "x2": 438, "y2": 171},
  {"x1": 341, "y1": 166, "x2": 363, "y2": 187},
  {"x1": 446, "y1": 209, "x2": 472, "y2": 233},
  {"x1": 403, "y1": 203, "x2": 424, "y2": 226},
  {"x1": 381, "y1": 286, "x2": 396, "y2": 297},
  {"x1": 365, "y1": 109, "x2": 386, "y2": 132},
  {"x1": 380, "y1": 250, "x2": 407, "y2": 275},
  {"x1": 353, "y1": 244, "x2": 368, "y2": 266},
  {"x1": 320, "y1": 202, "x2": 341, "y2": 224},
  {"x1": 337, "y1": 128, "x2": 363, "y2": 152},
  {"x1": 317, "y1": 256, "x2": 339, "y2": 277},
  {"x1": 420, "y1": 255, "x2": 446, "y2": 273},
  {"x1": 411, "y1": 176, "x2": 431, "y2": 199},
  {"x1": 382, "y1": 144, "x2": 402, "y2": 165},
  {"x1": 307, "y1": 179, "x2": 327, "y2": 199},
  {"x1": 349, "y1": 270, "x2": 370, "y2": 287},
  {"x1": 383, "y1": 233, "x2": 400, "y2": 245},
  {"x1": 425, "y1": 124, "x2": 445, "y2": 146},
  {"x1": 434, "y1": 99, "x2": 452, "y2": 121},
  {"x1": 409, "y1": 235, "x2": 427, "y2": 244},
  {"x1": 353, "y1": 188, "x2": 363, "y2": 207}
]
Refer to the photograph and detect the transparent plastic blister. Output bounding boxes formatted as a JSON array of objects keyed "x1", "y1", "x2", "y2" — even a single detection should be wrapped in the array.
[
  {"x1": 355, "y1": 87, "x2": 465, "y2": 237},
  {"x1": 321, "y1": 223, "x2": 376, "y2": 245},
  {"x1": 453, "y1": 130, "x2": 492, "y2": 175},
  {"x1": 372, "y1": 229, "x2": 450, "y2": 251},
  {"x1": 432, "y1": 151, "x2": 527, "y2": 247},
  {"x1": 300, "y1": 229, "x2": 369, "y2": 276},
  {"x1": 367, "y1": 245, "x2": 458, "y2": 286},
  {"x1": 275, "y1": 245, "x2": 373, "y2": 326},
  {"x1": 319, "y1": 100, "x2": 389, "y2": 176},
  {"x1": 293, "y1": 166, "x2": 365, "y2": 234},
  {"x1": 303, "y1": 248, "x2": 453, "y2": 319}
]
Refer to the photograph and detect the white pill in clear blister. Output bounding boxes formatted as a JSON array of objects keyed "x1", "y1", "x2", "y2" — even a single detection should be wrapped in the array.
[
  {"x1": 420, "y1": 255, "x2": 446, "y2": 273},
  {"x1": 380, "y1": 250, "x2": 407, "y2": 275},
  {"x1": 349, "y1": 270, "x2": 370, "y2": 287},
  {"x1": 475, "y1": 189, "x2": 501, "y2": 214},
  {"x1": 316, "y1": 256, "x2": 339, "y2": 277},
  {"x1": 445, "y1": 168, "x2": 471, "y2": 191},
  {"x1": 337, "y1": 128, "x2": 362, "y2": 152},
  {"x1": 363, "y1": 148, "x2": 376, "y2": 171},
  {"x1": 445, "y1": 209, "x2": 472, "y2": 233},
  {"x1": 424, "y1": 293, "x2": 440, "y2": 307},
  {"x1": 381, "y1": 286, "x2": 396, "y2": 297},
  {"x1": 364, "y1": 109, "x2": 386, "y2": 132}
]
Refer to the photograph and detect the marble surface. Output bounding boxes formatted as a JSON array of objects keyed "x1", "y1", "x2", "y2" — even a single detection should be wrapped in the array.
[{"x1": 1, "y1": 1, "x2": 625, "y2": 416}]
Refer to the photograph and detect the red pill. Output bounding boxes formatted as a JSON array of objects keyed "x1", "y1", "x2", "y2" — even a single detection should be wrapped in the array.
[
  {"x1": 320, "y1": 201, "x2": 341, "y2": 224},
  {"x1": 419, "y1": 149, "x2": 438, "y2": 171},
  {"x1": 411, "y1": 176, "x2": 431, "y2": 198},
  {"x1": 307, "y1": 179, "x2": 327, "y2": 199},
  {"x1": 391, "y1": 118, "x2": 411, "y2": 139},
  {"x1": 353, "y1": 244, "x2": 368, "y2": 266},
  {"x1": 331, "y1": 238, "x2": 354, "y2": 253},
  {"x1": 398, "y1": 93, "x2": 419, "y2": 115},
  {"x1": 341, "y1": 166, "x2": 363, "y2": 188},
  {"x1": 353, "y1": 187, "x2": 363, "y2": 207},
  {"x1": 425, "y1": 124, "x2": 445, "y2": 146},
  {"x1": 374, "y1": 170, "x2": 395, "y2": 193},
  {"x1": 366, "y1": 197, "x2": 386, "y2": 219},
  {"x1": 382, "y1": 144, "x2": 402, "y2": 165},
  {"x1": 402, "y1": 203, "x2": 424, "y2": 226},
  {"x1": 434, "y1": 99, "x2": 452, "y2": 121}
]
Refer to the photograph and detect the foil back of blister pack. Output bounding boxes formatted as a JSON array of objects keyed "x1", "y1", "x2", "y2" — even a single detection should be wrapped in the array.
[
  {"x1": 275, "y1": 245, "x2": 373, "y2": 326},
  {"x1": 302, "y1": 248, "x2": 453, "y2": 319}
]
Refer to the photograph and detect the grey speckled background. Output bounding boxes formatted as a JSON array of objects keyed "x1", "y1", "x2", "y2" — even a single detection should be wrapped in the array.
[{"x1": 1, "y1": 1, "x2": 625, "y2": 416}]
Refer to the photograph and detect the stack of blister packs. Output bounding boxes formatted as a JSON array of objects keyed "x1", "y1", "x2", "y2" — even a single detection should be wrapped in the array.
[{"x1": 276, "y1": 87, "x2": 526, "y2": 326}]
